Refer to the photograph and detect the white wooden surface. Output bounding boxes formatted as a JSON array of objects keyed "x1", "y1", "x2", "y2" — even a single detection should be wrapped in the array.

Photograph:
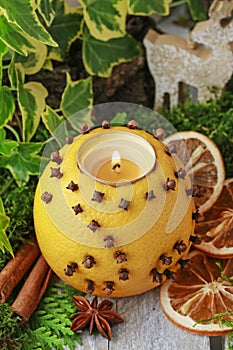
[{"x1": 72, "y1": 287, "x2": 216, "y2": 350}]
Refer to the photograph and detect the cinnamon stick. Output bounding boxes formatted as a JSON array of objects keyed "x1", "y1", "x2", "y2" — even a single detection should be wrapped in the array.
[
  {"x1": 12, "y1": 254, "x2": 53, "y2": 322},
  {"x1": 0, "y1": 237, "x2": 40, "y2": 303}
]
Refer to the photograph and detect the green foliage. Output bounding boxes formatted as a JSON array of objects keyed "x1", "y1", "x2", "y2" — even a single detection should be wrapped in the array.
[
  {"x1": 0, "y1": 174, "x2": 37, "y2": 269},
  {"x1": 171, "y1": 0, "x2": 208, "y2": 21},
  {"x1": 227, "y1": 333, "x2": 233, "y2": 350},
  {"x1": 46, "y1": 1, "x2": 82, "y2": 61},
  {"x1": 61, "y1": 74, "x2": 93, "y2": 118},
  {"x1": 186, "y1": 0, "x2": 207, "y2": 20},
  {"x1": 0, "y1": 197, "x2": 12, "y2": 256},
  {"x1": 110, "y1": 112, "x2": 127, "y2": 125},
  {"x1": 194, "y1": 310, "x2": 233, "y2": 328},
  {"x1": 22, "y1": 281, "x2": 82, "y2": 350},
  {"x1": 0, "y1": 15, "x2": 35, "y2": 56},
  {"x1": 194, "y1": 310, "x2": 233, "y2": 349},
  {"x1": 0, "y1": 86, "x2": 15, "y2": 128},
  {"x1": 0, "y1": 303, "x2": 26, "y2": 350},
  {"x1": 0, "y1": 142, "x2": 43, "y2": 186},
  {"x1": 82, "y1": 24, "x2": 141, "y2": 77},
  {"x1": 80, "y1": 0, "x2": 126, "y2": 40},
  {"x1": 215, "y1": 261, "x2": 233, "y2": 285},
  {"x1": 0, "y1": 128, "x2": 18, "y2": 157},
  {"x1": 0, "y1": 0, "x2": 57, "y2": 47},
  {"x1": 128, "y1": 0, "x2": 171, "y2": 16},
  {"x1": 163, "y1": 88, "x2": 233, "y2": 178},
  {"x1": 0, "y1": 281, "x2": 83, "y2": 350}
]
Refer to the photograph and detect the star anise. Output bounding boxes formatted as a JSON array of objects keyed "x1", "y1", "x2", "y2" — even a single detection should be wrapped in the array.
[{"x1": 70, "y1": 295, "x2": 124, "y2": 340}]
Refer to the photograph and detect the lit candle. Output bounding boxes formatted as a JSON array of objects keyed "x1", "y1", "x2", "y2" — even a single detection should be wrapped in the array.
[
  {"x1": 111, "y1": 150, "x2": 121, "y2": 173},
  {"x1": 96, "y1": 150, "x2": 143, "y2": 182},
  {"x1": 77, "y1": 131, "x2": 156, "y2": 185}
]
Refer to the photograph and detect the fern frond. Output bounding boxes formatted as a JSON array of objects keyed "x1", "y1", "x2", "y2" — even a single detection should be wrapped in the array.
[{"x1": 22, "y1": 280, "x2": 83, "y2": 349}]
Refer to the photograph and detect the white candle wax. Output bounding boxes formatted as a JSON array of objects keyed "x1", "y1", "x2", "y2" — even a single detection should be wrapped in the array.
[{"x1": 77, "y1": 131, "x2": 156, "y2": 186}]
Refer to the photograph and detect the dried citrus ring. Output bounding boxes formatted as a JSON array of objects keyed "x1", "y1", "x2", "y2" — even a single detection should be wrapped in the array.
[
  {"x1": 160, "y1": 250, "x2": 233, "y2": 336},
  {"x1": 194, "y1": 178, "x2": 233, "y2": 258},
  {"x1": 164, "y1": 131, "x2": 225, "y2": 214}
]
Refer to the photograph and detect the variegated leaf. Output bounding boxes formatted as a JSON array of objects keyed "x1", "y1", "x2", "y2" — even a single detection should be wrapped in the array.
[
  {"x1": 0, "y1": 142, "x2": 43, "y2": 186},
  {"x1": 8, "y1": 55, "x2": 18, "y2": 90},
  {"x1": 61, "y1": 74, "x2": 93, "y2": 120},
  {"x1": 0, "y1": 14, "x2": 35, "y2": 56},
  {"x1": 128, "y1": 0, "x2": 171, "y2": 15},
  {"x1": 42, "y1": 105, "x2": 69, "y2": 147},
  {"x1": 80, "y1": 0, "x2": 127, "y2": 41},
  {"x1": 82, "y1": 25, "x2": 141, "y2": 77},
  {"x1": 37, "y1": 0, "x2": 55, "y2": 26},
  {"x1": 42, "y1": 105, "x2": 65, "y2": 134},
  {"x1": 0, "y1": 128, "x2": 18, "y2": 156},
  {"x1": 0, "y1": 0, "x2": 57, "y2": 46},
  {"x1": 47, "y1": 1, "x2": 82, "y2": 61},
  {"x1": 13, "y1": 37, "x2": 47, "y2": 75},
  {"x1": 0, "y1": 39, "x2": 8, "y2": 56},
  {"x1": 0, "y1": 86, "x2": 15, "y2": 128},
  {"x1": 0, "y1": 197, "x2": 13, "y2": 256},
  {"x1": 18, "y1": 81, "x2": 48, "y2": 142}
]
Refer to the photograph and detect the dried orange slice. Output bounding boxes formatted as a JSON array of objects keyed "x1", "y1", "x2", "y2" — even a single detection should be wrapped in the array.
[
  {"x1": 160, "y1": 250, "x2": 233, "y2": 336},
  {"x1": 194, "y1": 178, "x2": 233, "y2": 258},
  {"x1": 164, "y1": 131, "x2": 225, "y2": 214}
]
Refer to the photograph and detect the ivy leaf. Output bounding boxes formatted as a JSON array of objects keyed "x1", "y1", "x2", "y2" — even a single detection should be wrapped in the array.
[
  {"x1": 61, "y1": 74, "x2": 93, "y2": 118},
  {"x1": 0, "y1": 197, "x2": 13, "y2": 256},
  {"x1": 42, "y1": 106, "x2": 65, "y2": 135},
  {"x1": 0, "y1": 142, "x2": 43, "y2": 186},
  {"x1": 0, "y1": 14, "x2": 35, "y2": 56},
  {"x1": 0, "y1": 0, "x2": 57, "y2": 47},
  {"x1": 13, "y1": 37, "x2": 47, "y2": 75},
  {"x1": 128, "y1": 0, "x2": 171, "y2": 15},
  {"x1": 0, "y1": 86, "x2": 15, "y2": 128},
  {"x1": 80, "y1": 0, "x2": 127, "y2": 41},
  {"x1": 0, "y1": 128, "x2": 18, "y2": 156},
  {"x1": 42, "y1": 106, "x2": 67, "y2": 147},
  {"x1": 47, "y1": 2, "x2": 82, "y2": 61},
  {"x1": 110, "y1": 112, "x2": 127, "y2": 125},
  {"x1": 82, "y1": 25, "x2": 141, "y2": 77},
  {"x1": 187, "y1": 0, "x2": 207, "y2": 20},
  {"x1": 17, "y1": 81, "x2": 48, "y2": 142},
  {"x1": 37, "y1": 0, "x2": 55, "y2": 27},
  {"x1": 0, "y1": 38, "x2": 8, "y2": 56}
]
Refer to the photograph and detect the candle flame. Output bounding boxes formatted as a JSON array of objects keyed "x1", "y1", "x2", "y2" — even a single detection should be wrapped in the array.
[{"x1": 112, "y1": 151, "x2": 121, "y2": 173}]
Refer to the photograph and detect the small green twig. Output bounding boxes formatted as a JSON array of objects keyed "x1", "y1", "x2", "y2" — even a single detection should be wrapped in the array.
[
  {"x1": 43, "y1": 136, "x2": 56, "y2": 145},
  {"x1": 216, "y1": 261, "x2": 233, "y2": 285},
  {"x1": 4, "y1": 124, "x2": 21, "y2": 142},
  {"x1": 194, "y1": 311, "x2": 233, "y2": 327}
]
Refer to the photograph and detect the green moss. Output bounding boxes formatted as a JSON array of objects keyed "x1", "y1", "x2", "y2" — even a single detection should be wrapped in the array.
[
  {"x1": 0, "y1": 172, "x2": 38, "y2": 269},
  {"x1": 163, "y1": 87, "x2": 233, "y2": 178},
  {"x1": 0, "y1": 304, "x2": 26, "y2": 350}
]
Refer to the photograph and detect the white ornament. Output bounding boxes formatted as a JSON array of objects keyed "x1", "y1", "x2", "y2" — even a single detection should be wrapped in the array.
[{"x1": 144, "y1": 0, "x2": 233, "y2": 110}]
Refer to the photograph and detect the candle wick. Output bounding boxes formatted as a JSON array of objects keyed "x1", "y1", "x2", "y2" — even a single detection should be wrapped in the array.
[{"x1": 112, "y1": 163, "x2": 121, "y2": 173}]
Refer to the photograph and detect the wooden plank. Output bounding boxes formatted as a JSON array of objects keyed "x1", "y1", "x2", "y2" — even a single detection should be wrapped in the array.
[{"x1": 74, "y1": 288, "x2": 211, "y2": 350}]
